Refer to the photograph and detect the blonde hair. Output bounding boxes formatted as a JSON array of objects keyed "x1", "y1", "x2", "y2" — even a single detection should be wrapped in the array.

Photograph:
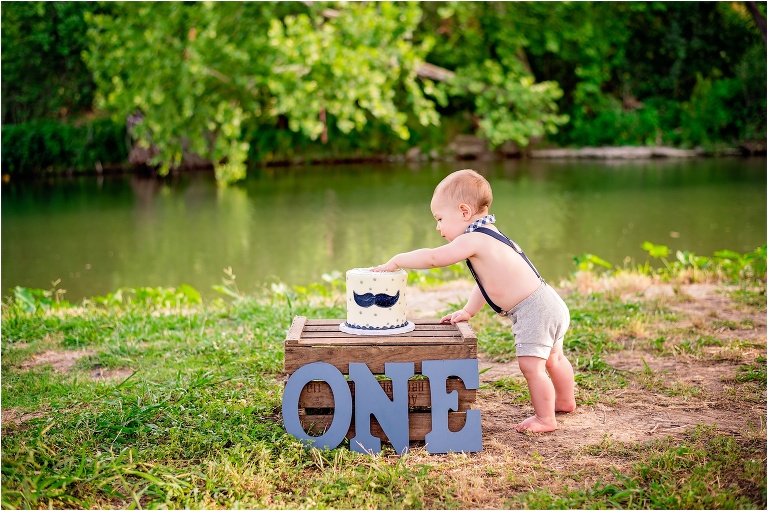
[{"x1": 433, "y1": 169, "x2": 493, "y2": 215}]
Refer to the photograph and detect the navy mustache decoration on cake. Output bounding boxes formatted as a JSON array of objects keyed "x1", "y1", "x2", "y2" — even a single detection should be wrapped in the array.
[{"x1": 353, "y1": 291, "x2": 400, "y2": 308}]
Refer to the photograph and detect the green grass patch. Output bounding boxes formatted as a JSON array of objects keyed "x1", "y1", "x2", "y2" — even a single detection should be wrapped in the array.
[
  {"x1": 489, "y1": 377, "x2": 530, "y2": 403},
  {"x1": 730, "y1": 287, "x2": 767, "y2": 311},
  {"x1": 514, "y1": 425, "x2": 766, "y2": 509},
  {"x1": 731, "y1": 357, "x2": 767, "y2": 387}
]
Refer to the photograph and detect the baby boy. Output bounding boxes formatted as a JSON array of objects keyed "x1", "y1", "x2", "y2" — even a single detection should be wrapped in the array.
[{"x1": 372, "y1": 169, "x2": 576, "y2": 432}]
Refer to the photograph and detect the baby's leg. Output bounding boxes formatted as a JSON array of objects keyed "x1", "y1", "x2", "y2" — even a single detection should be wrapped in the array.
[
  {"x1": 546, "y1": 346, "x2": 576, "y2": 413},
  {"x1": 515, "y1": 356, "x2": 557, "y2": 433}
]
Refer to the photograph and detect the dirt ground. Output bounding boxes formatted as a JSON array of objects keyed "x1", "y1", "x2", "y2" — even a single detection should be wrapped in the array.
[{"x1": 404, "y1": 279, "x2": 766, "y2": 508}]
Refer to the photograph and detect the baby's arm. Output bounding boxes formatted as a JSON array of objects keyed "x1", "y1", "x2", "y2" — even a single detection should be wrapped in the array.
[
  {"x1": 371, "y1": 249, "x2": 436, "y2": 273},
  {"x1": 440, "y1": 284, "x2": 485, "y2": 324},
  {"x1": 372, "y1": 236, "x2": 476, "y2": 273}
]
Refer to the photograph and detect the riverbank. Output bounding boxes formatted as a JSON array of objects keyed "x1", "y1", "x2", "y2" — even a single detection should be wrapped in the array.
[
  {"x1": 3, "y1": 118, "x2": 765, "y2": 182},
  {"x1": 2, "y1": 252, "x2": 765, "y2": 508},
  {"x1": 126, "y1": 135, "x2": 762, "y2": 170}
]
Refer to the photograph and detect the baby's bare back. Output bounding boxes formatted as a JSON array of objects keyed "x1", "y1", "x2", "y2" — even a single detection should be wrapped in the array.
[{"x1": 464, "y1": 230, "x2": 542, "y2": 311}]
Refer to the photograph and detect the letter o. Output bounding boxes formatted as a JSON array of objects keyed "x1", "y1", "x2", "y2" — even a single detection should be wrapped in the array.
[{"x1": 282, "y1": 362, "x2": 352, "y2": 450}]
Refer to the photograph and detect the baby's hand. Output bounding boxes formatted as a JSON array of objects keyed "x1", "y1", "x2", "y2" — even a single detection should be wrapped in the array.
[
  {"x1": 371, "y1": 261, "x2": 399, "y2": 272},
  {"x1": 440, "y1": 309, "x2": 472, "y2": 324}
]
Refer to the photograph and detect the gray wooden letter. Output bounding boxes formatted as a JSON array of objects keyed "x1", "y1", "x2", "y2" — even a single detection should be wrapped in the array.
[
  {"x1": 349, "y1": 362, "x2": 414, "y2": 455},
  {"x1": 282, "y1": 362, "x2": 352, "y2": 450},
  {"x1": 422, "y1": 359, "x2": 482, "y2": 454}
]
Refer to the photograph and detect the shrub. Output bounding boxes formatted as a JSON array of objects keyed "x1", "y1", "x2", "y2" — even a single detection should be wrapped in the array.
[{"x1": 1, "y1": 118, "x2": 128, "y2": 175}]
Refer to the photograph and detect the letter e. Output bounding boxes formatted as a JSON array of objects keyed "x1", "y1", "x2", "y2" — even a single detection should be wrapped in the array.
[{"x1": 422, "y1": 359, "x2": 482, "y2": 454}]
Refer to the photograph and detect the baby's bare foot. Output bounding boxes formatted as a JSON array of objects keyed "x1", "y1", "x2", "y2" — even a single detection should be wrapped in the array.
[
  {"x1": 555, "y1": 400, "x2": 576, "y2": 413},
  {"x1": 514, "y1": 415, "x2": 557, "y2": 433}
]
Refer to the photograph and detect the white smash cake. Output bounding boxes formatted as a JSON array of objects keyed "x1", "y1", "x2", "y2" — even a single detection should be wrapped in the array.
[{"x1": 339, "y1": 268, "x2": 415, "y2": 335}]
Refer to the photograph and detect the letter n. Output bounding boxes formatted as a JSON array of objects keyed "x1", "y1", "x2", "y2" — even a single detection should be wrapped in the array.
[{"x1": 349, "y1": 362, "x2": 414, "y2": 455}]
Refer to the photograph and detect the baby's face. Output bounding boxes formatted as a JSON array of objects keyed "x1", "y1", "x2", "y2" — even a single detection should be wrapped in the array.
[{"x1": 430, "y1": 195, "x2": 467, "y2": 242}]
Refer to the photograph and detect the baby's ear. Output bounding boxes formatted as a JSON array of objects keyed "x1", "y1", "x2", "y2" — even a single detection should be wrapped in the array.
[{"x1": 459, "y1": 203, "x2": 473, "y2": 219}]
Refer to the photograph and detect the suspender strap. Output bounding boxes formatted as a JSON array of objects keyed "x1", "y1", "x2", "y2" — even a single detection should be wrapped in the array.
[
  {"x1": 466, "y1": 259, "x2": 503, "y2": 314},
  {"x1": 473, "y1": 227, "x2": 542, "y2": 279},
  {"x1": 464, "y1": 227, "x2": 543, "y2": 314}
]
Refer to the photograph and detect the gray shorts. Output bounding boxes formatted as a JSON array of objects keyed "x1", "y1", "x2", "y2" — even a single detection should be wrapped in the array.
[{"x1": 505, "y1": 281, "x2": 570, "y2": 360}]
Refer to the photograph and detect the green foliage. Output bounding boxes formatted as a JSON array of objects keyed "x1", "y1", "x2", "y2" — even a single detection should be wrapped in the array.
[
  {"x1": 573, "y1": 253, "x2": 613, "y2": 272},
  {"x1": 576, "y1": 242, "x2": 767, "y2": 284},
  {"x1": 419, "y1": 2, "x2": 571, "y2": 147},
  {"x1": 83, "y1": 1, "x2": 441, "y2": 183},
  {"x1": 681, "y1": 74, "x2": 748, "y2": 146},
  {"x1": 10, "y1": 283, "x2": 69, "y2": 314},
  {"x1": 91, "y1": 285, "x2": 202, "y2": 308},
  {"x1": 408, "y1": 264, "x2": 468, "y2": 287},
  {"x1": 538, "y1": 1, "x2": 767, "y2": 148},
  {"x1": 446, "y1": 59, "x2": 568, "y2": 147},
  {"x1": 3, "y1": 2, "x2": 765, "y2": 179},
  {"x1": 0, "y1": 1, "x2": 108, "y2": 124},
  {"x1": 1, "y1": 118, "x2": 128, "y2": 174},
  {"x1": 564, "y1": 96, "x2": 671, "y2": 147}
]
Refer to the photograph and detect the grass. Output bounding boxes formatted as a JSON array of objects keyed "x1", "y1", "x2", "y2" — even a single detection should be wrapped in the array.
[
  {"x1": 2, "y1": 251, "x2": 766, "y2": 509},
  {"x1": 516, "y1": 425, "x2": 767, "y2": 509}
]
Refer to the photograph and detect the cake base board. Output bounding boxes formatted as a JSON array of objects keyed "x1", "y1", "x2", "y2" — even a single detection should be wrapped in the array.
[{"x1": 339, "y1": 321, "x2": 416, "y2": 336}]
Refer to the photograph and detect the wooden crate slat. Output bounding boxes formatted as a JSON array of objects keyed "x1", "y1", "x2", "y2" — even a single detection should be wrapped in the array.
[
  {"x1": 303, "y1": 318, "x2": 449, "y2": 325},
  {"x1": 455, "y1": 321, "x2": 478, "y2": 342},
  {"x1": 302, "y1": 323, "x2": 454, "y2": 331},
  {"x1": 300, "y1": 329, "x2": 460, "y2": 338},
  {"x1": 286, "y1": 318, "x2": 469, "y2": 350},
  {"x1": 286, "y1": 337, "x2": 465, "y2": 347},
  {"x1": 290, "y1": 338, "x2": 463, "y2": 347},
  {"x1": 290, "y1": 336, "x2": 464, "y2": 347},
  {"x1": 301, "y1": 328, "x2": 460, "y2": 338},
  {"x1": 286, "y1": 316, "x2": 308, "y2": 341},
  {"x1": 303, "y1": 319, "x2": 346, "y2": 326},
  {"x1": 285, "y1": 344, "x2": 477, "y2": 374},
  {"x1": 412, "y1": 319, "x2": 453, "y2": 325},
  {"x1": 302, "y1": 323, "x2": 458, "y2": 333},
  {"x1": 303, "y1": 318, "x2": 449, "y2": 326},
  {"x1": 301, "y1": 411, "x2": 469, "y2": 442},
  {"x1": 298, "y1": 378, "x2": 476, "y2": 408}
]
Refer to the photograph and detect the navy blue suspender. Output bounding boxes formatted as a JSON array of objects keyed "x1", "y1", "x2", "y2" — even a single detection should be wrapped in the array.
[{"x1": 465, "y1": 227, "x2": 542, "y2": 314}]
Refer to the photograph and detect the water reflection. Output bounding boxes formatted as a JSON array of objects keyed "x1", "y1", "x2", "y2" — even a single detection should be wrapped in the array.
[{"x1": 2, "y1": 158, "x2": 765, "y2": 301}]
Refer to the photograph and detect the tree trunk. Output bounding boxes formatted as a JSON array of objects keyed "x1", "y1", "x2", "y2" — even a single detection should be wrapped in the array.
[{"x1": 745, "y1": 1, "x2": 766, "y2": 44}]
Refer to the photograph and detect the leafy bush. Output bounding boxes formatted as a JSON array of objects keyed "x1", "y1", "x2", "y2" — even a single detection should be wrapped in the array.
[
  {"x1": 564, "y1": 97, "x2": 664, "y2": 147},
  {"x1": 575, "y1": 242, "x2": 767, "y2": 283},
  {"x1": 91, "y1": 285, "x2": 202, "y2": 308},
  {"x1": 1, "y1": 118, "x2": 128, "y2": 175},
  {"x1": 10, "y1": 284, "x2": 69, "y2": 314},
  {"x1": 680, "y1": 75, "x2": 744, "y2": 146},
  {"x1": 1, "y1": 2, "x2": 108, "y2": 124}
]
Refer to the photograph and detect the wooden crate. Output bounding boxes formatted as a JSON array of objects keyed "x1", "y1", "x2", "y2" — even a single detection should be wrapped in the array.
[{"x1": 284, "y1": 316, "x2": 478, "y2": 443}]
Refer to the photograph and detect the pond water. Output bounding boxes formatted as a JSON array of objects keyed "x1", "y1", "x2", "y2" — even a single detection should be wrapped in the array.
[{"x1": 2, "y1": 158, "x2": 766, "y2": 302}]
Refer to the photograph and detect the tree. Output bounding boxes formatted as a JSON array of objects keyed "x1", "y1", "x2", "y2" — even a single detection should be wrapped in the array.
[
  {"x1": 417, "y1": 2, "x2": 569, "y2": 147},
  {"x1": 84, "y1": 1, "x2": 570, "y2": 183},
  {"x1": 84, "y1": 2, "x2": 440, "y2": 183},
  {"x1": 1, "y1": 2, "x2": 105, "y2": 124}
]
